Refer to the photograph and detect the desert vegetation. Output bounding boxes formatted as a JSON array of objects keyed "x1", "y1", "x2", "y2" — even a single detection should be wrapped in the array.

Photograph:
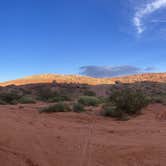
[
  {"x1": 0, "y1": 77, "x2": 166, "y2": 166},
  {"x1": 0, "y1": 91, "x2": 22, "y2": 105},
  {"x1": 0, "y1": 78, "x2": 165, "y2": 121},
  {"x1": 73, "y1": 103, "x2": 85, "y2": 113},
  {"x1": 39, "y1": 102, "x2": 71, "y2": 113},
  {"x1": 83, "y1": 90, "x2": 96, "y2": 96},
  {"x1": 78, "y1": 96, "x2": 101, "y2": 106},
  {"x1": 102, "y1": 88, "x2": 149, "y2": 120},
  {"x1": 18, "y1": 96, "x2": 36, "y2": 104},
  {"x1": 36, "y1": 87, "x2": 71, "y2": 102}
]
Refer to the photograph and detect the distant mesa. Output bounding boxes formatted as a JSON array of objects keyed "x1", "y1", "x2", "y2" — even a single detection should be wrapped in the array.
[{"x1": 0, "y1": 73, "x2": 166, "y2": 87}]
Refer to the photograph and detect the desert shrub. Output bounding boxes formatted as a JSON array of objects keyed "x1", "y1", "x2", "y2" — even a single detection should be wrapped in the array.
[
  {"x1": 102, "y1": 106, "x2": 120, "y2": 117},
  {"x1": 37, "y1": 88, "x2": 55, "y2": 101},
  {"x1": 73, "y1": 103, "x2": 85, "y2": 113},
  {"x1": 102, "y1": 106, "x2": 129, "y2": 121},
  {"x1": 48, "y1": 95, "x2": 70, "y2": 102},
  {"x1": 39, "y1": 102, "x2": 71, "y2": 113},
  {"x1": 18, "y1": 96, "x2": 36, "y2": 104},
  {"x1": 60, "y1": 95, "x2": 71, "y2": 101},
  {"x1": 0, "y1": 100, "x2": 7, "y2": 105},
  {"x1": 150, "y1": 95, "x2": 166, "y2": 105},
  {"x1": 0, "y1": 92, "x2": 21, "y2": 104},
  {"x1": 37, "y1": 87, "x2": 71, "y2": 102},
  {"x1": 78, "y1": 96, "x2": 101, "y2": 106},
  {"x1": 109, "y1": 88, "x2": 149, "y2": 115},
  {"x1": 10, "y1": 100, "x2": 18, "y2": 105},
  {"x1": 98, "y1": 96, "x2": 108, "y2": 103},
  {"x1": 83, "y1": 90, "x2": 96, "y2": 96}
]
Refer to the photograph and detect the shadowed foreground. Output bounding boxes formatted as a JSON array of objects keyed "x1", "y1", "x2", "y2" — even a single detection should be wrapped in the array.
[{"x1": 0, "y1": 103, "x2": 166, "y2": 166}]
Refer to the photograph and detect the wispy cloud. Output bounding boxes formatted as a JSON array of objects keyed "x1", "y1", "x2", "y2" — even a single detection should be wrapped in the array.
[
  {"x1": 80, "y1": 65, "x2": 156, "y2": 78},
  {"x1": 133, "y1": 0, "x2": 166, "y2": 34},
  {"x1": 151, "y1": 19, "x2": 166, "y2": 23}
]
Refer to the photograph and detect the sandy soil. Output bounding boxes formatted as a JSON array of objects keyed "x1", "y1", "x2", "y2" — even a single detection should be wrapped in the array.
[{"x1": 0, "y1": 103, "x2": 166, "y2": 166}]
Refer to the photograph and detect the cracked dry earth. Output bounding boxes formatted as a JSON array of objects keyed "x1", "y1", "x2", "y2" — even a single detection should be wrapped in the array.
[{"x1": 0, "y1": 103, "x2": 166, "y2": 166}]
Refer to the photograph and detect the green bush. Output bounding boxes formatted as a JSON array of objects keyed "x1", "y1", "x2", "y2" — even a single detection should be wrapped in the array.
[
  {"x1": 73, "y1": 103, "x2": 85, "y2": 113},
  {"x1": 109, "y1": 88, "x2": 149, "y2": 115},
  {"x1": 37, "y1": 88, "x2": 56, "y2": 101},
  {"x1": 83, "y1": 90, "x2": 96, "y2": 96},
  {"x1": 98, "y1": 96, "x2": 108, "y2": 103},
  {"x1": 37, "y1": 88, "x2": 71, "y2": 102},
  {"x1": 78, "y1": 96, "x2": 101, "y2": 106},
  {"x1": 10, "y1": 100, "x2": 18, "y2": 105},
  {"x1": 48, "y1": 95, "x2": 70, "y2": 102},
  {"x1": 0, "y1": 100, "x2": 7, "y2": 105},
  {"x1": 102, "y1": 106, "x2": 129, "y2": 121},
  {"x1": 18, "y1": 96, "x2": 36, "y2": 104},
  {"x1": 102, "y1": 106, "x2": 118, "y2": 117},
  {"x1": 39, "y1": 102, "x2": 71, "y2": 113},
  {"x1": 0, "y1": 92, "x2": 21, "y2": 104},
  {"x1": 150, "y1": 95, "x2": 166, "y2": 105}
]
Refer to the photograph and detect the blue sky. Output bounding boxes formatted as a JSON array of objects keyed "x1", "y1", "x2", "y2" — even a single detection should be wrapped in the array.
[{"x1": 0, "y1": 0, "x2": 166, "y2": 81}]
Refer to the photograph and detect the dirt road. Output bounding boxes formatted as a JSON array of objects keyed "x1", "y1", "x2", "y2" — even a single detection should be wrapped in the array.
[{"x1": 0, "y1": 103, "x2": 166, "y2": 166}]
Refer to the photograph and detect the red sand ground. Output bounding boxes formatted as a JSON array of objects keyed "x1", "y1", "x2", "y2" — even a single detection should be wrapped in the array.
[{"x1": 0, "y1": 103, "x2": 166, "y2": 166}]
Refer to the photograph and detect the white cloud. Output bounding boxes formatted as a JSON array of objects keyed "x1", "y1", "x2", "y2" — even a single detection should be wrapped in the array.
[
  {"x1": 151, "y1": 19, "x2": 166, "y2": 23},
  {"x1": 133, "y1": 0, "x2": 166, "y2": 34}
]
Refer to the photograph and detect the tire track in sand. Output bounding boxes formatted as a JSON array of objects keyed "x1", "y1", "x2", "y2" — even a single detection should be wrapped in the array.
[
  {"x1": 79, "y1": 117, "x2": 96, "y2": 166},
  {"x1": 0, "y1": 145, "x2": 39, "y2": 166}
]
